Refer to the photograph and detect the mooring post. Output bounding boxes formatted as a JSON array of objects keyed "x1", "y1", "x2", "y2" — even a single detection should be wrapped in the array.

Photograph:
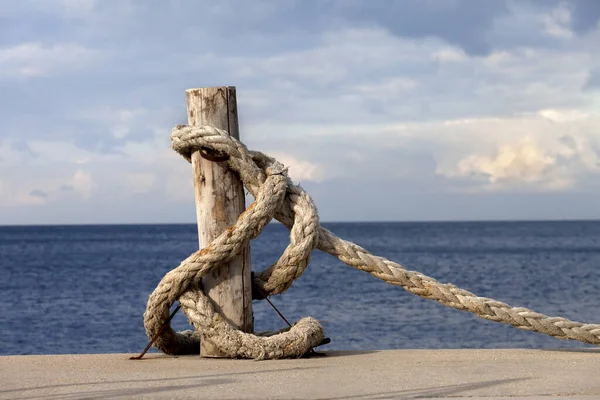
[{"x1": 186, "y1": 86, "x2": 253, "y2": 357}]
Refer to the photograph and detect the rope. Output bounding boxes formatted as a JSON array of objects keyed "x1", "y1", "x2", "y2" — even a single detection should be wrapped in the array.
[{"x1": 143, "y1": 124, "x2": 600, "y2": 360}]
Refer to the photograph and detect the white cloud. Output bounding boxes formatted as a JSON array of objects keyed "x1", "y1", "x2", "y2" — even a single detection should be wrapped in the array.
[
  {"x1": 118, "y1": 141, "x2": 195, "y2": 201},
  {"x1": 0, "y1": 180, "x2": 46, "y2": 206},
  {"x1": 0, "y1": 168, "x2": 96, "y2": 206},
  {"x1": 452, "y1": 138, "x2": 568, "y2": 189},
  {"x1": 220, "y1": 25, "x2": 596, "y2": 134},
  {"x1": 71, "y1": 169, "x2": 94, "y2": 199},
  {"x1": 122, "y1": 173, "x2": 156, "y2": 194},
  {"x1": 538, "y1": 108, "x2": 590, "y2": 122},
  {"x1": 350, "y1": 77, "x2": 419, "y2": 99},
  {"x1": 433, "y1": 48, "x2": 468, "y2": 63},
  {"x1": 108, "y1": 109, "x2": 144, "y2": 139},
  {"x1": 70, "y1": 107, "x2": 151, "y2": 139},
  {"x1": 483, "y1": 51, "x2": 513, "y2": 66},
  {"x1": 543, "y1": 2, "x2": 574, "y2": 39},
  {"x1": 433, "y1": 112, "x2": 600, "y2": 191},
  {"x1": 25, "y1": 140, "x2": 100, "y2": 166},
  {"x1": 0, "y1": 42, "x2": 100, "y2": 79},
  {"x1": 268, "y1": 152, "x2": 326, "y2": 183}
]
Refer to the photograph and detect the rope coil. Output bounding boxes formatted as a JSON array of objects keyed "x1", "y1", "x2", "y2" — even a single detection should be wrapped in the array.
[{"x1": 143, "y1": 124, "x2": 600, "y2": 360}]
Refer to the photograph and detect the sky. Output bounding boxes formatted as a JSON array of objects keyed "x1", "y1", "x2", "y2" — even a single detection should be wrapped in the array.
[{"x1": 1, "y1": 0, "x2": 599, "y2": 225}]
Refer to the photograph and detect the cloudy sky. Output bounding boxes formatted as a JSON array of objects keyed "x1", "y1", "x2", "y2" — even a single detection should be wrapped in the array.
[{"x1": 1, "y1": 0, "x2": 599, "y2": 225}]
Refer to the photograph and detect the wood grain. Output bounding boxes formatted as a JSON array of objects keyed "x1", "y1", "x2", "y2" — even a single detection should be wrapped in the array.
[{"x1": 186, "y1": 87, "x2": 252, "y2": 357}]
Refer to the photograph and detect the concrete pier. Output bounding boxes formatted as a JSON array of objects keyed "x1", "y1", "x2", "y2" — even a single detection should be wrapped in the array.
[{"x1": 1, "y1": 349, "x2": 599, "y2": 399}]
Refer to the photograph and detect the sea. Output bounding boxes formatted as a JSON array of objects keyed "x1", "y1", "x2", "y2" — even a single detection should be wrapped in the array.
[{"x1": 1, "y1": 221, "x2": 599, "y2": 356}]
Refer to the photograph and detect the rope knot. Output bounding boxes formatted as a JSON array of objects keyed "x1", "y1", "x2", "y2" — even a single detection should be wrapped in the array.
[{"x1": 144, "y1": 124, "x2": 323, "y2": 359}]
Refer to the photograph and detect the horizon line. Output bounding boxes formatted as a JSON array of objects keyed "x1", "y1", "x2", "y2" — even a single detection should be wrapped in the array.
[{"x1": 1, "y1": 217, "x2": 600, "y2": 228}]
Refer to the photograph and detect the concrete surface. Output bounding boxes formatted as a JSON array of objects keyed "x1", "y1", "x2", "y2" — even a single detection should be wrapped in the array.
[{"x1": 0, "y1": 349, "x2": 599, "y2": 399}]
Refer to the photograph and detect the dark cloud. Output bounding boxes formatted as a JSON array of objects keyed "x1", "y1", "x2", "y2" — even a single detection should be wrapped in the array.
[
  {"x1": 584, "y1": 67, "x2": 600, "y2": 90},
  {"x1": 9, "y1": 140, "x2": 36, "y2": 156},
  {"x1": 164, "y1": 0, "x2": 508, "y2": 55},
  {"x1": 569, "y1": 0, "x2": 600, "y2": 34},
  {"x1": 332, "y1": 0, "x2": 509, "y2": 56},
  {"x1": 3, "y1": 0, "x2": 599, "y2": 61},
  {"x1": 0, "y1": 0, "x2": 521, "y2": 58},
  {"x1": 29, "y1": 189, "x2": 47, "y2": 198},
  {"x1": 559, "y1": 135, "x2": 577, "y2": 150}
]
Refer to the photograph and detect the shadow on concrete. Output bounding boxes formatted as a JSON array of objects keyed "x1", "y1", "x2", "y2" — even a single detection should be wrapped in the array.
[
  {"x1": 538, "y1": 348, "x2": 600, "y2": 354},
  {"x1": 316, "y1": 377, "x2": 531, "y2": 400},
  {"x1": 0, "y1": 366, "x2": 319, "y2": 399},
  {"x1": 11, "y1": 379, "x2": 233, "y2": 400},
  {"x1": 318, "y1": 350, "x2": 380, "y2": 358}
]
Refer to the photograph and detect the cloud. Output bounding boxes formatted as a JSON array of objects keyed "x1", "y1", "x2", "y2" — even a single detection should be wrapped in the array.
[
  {"x1": 323, "y1": 0, "x2": 509, "y2": 55},
  {"x1": 227, "y1": 26, "x2": 595, "y2": 131},
  {"x1": 433, "y1": 112, "x2": 600, "y2": 192},
  {"x1": 29, "y1": 189, "x2": 48, "y2": 198},
  {"x1": 71, "y1": 169, "x2": 94, "y2": 199},
  {"x1": 568, "y1": 0, "x2": 600, "y2": 34},
  {"x1": 122, "y1": 173, "x2": 156, "y2": 194},
  {"x1": 543, "y1": 2, "x2": 574, "y2": 39},
  {"x1": 0, "y1": 180, "x2": 46, "y2": 206},
  {"x1": 584, "y1": 67, "x2": 600, "y2": 90},
  {"x1": 6, "y1": 0, "x2": 597, "y2": 62},
  {"x1": 0, "y1": 166, "x2": 96, "y2": 207},
  {"x1": 1, "y1": 0, "x2": 600, "y2": 224},
  {"x1": 450, "y1": 138, "x2": 571, "y2": 190},
  {"x1": 267, "y1": 153, "x2": 326, "y2": 183},
  {"x1": 538, "y1": 108, "x2": 590, "y2": 122},
  {"x1": 0, "y1": 42, "x2": 100, "y2": 79}
]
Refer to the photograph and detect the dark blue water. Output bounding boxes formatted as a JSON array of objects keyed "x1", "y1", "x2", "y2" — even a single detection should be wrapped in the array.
[{"x1": 1, "y1": 221, "x2": 599, "y2": 355}]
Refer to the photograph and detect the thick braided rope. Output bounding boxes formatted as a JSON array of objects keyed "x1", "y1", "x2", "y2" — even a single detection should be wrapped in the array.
[
  {"x1": 168, "y1": 125, "x2": 600, "y2": 348},
  {"x1": 170, "y1": 125, "x2": 320, "y2": 298},
  {"x1": 143, "y1": 141, "x2": 324, "y2": 359}
]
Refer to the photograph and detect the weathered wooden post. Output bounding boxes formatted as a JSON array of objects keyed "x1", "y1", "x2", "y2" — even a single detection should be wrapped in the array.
[{"x1": 186, "y1": 86, "x2": 253, "y2": 357}]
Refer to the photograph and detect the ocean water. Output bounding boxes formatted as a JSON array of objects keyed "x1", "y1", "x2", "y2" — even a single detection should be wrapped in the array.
[{"x1": 1, "y1": 221, "x2": 599, "y2": 356}]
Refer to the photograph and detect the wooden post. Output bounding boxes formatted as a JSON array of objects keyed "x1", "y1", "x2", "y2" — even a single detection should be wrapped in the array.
[{"x1": 186, "y1": 86, "x2": 253, "y2": 357}]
